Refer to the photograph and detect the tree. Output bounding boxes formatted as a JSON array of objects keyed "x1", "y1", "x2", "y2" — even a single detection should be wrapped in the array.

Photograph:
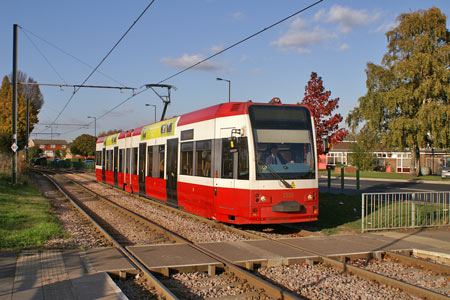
[
  {"x1": 347, "y1": 7, "x2": 450, "y2": 176},
  {"x1": 0, "y1": 73, "x2": 43, "y2": 153},
  {"x1": 349, "y1": 127, "x2": 377, "y2": 170},
  {"x1": 98, "y1": 129, "x2": 123, "y2": 138},
  {"x1": 28, "y1": 146, "x2": 42, "y2": 162},
  {"x1": 70, "y1": 134, "x2": 96, "y2": 157},
  {"x1": 299, "y1": 72, "x2": 347, "y2": 155}
]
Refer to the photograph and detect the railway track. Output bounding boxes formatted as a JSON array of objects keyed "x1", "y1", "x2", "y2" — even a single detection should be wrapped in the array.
[
  {"x1": 36, "y1": 169, "x2": 450, "y2": 300},
  {"x1": 34, "y1": 169, "x2": 298, "y2": 300}
]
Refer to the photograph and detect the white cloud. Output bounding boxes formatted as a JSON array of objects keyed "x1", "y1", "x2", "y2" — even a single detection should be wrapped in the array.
[
  {"x1": 290, "y1": 17, "x2": 307, "y2": 30},
  {"x1": 210, "y1": 45, "x2": 223, "y2": 53},
  {"x1": 339, "y1": 43, "x2": 349, "y2": 51},
  {"x1": 374, "y1": 20, "x2": 399, "y2": 33},
  {"x1": 105, "y1": 108, "x2": 134, "y2": 117},
  {"x1": 317, "y1": 5, "x2": 380, "y2": 33},
  {"x1": 271, "y1": 25, "x2": 336, "y2": 52},
  {"x1": 231, "y1": 11, "x2": 244, "y2": 20},
  {"x1": 160, "y1": 53, "x2": 227, "y2": 72}
]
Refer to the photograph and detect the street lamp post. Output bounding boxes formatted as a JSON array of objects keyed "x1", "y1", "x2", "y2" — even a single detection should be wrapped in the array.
[
  {"x1": 87, "y1": 116, "x2": 96, "y2": 137},
  {"x1": 216, "y1": 77, "x2": 231, "y2": 103},
  {"x1": 145, "y1": 104, "x2": 157, "y2": 123}
]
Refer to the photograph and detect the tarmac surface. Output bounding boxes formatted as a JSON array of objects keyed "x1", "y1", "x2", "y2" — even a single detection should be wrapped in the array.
[{"x1": 1, "y1": 227, "x2": 449, "y2": 300}]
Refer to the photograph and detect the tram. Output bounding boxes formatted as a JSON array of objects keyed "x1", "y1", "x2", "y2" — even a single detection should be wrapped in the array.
[{"x1": 95, "y1": 99, "x2": 323, "y2": 224}]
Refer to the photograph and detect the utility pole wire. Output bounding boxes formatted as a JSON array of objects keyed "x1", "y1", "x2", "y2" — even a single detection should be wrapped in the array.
[
  {"x1": 21, "y1": 29, "x2": 68, "y2": 85},
  {"x1": 21, "y1": 27, "x2": 128, "y2": 87},
  {"x1": 51, "y1": 0, "x2": 157, "y2": 124},
  {"x1": 158, "y1": 0, "x2": 323, "y2": 84},
  {"x1": 59, "y1": 0, "x2": 323, "y2": 128}
]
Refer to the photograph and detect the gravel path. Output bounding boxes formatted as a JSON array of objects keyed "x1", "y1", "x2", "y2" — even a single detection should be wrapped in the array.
[
  {"x1": 66, "y1": 173, "x2": 251, "y2": 243},
  {"x1": 32, "y1": 172, "x2": 110, "y2": 249},
  {"x1": 353, "y1": 257, "x2": 450, "y2": 297},
  {"x1": 257, "y1": 263, "x2": 421, "y2": 300},
  {"x1": 53, "y1": 174, "x2": 175, "y2": 246}
]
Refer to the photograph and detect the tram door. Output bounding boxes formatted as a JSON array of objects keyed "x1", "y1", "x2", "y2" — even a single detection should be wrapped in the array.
[
  {"x1": 213, "y1": 129, "x2": 236, "y2": 219},
  {"x1": 102, "y1": 148, "x2": 106, "y2": 183},
  {"x1": 166, "y1": 138, "x2": 178, "y2": 206},
  {"x1": 113, "y1": 146, "x2": 118, "y2": 186},
  {"x1": 138, "y1": 143, "x2": 146, "y2": 194}
]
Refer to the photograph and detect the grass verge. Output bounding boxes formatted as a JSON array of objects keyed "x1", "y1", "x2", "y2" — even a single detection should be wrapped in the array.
[
  {"x1": 310, "y1": 192, "x2": 362, "y2": 235},
  {"x1": 319, "y1": 169, "x2": 448, "y2": 181},
  {"x1": 0, "y1": 172, "x2": 63, "y2": 250}
]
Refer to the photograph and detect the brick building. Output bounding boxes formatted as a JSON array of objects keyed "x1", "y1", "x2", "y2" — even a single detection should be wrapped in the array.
[
  {"x1": 28, "y1": 139, "x2": 69, "y2": 158},
  {"x1": 321, "y1": 141, "x2": 449, "y2": 175}
]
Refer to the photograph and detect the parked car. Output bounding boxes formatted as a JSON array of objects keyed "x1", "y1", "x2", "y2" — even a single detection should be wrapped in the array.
[
  {"x1": 441, "y1": 158, "x2": 450, "y2": 179},
  {"x1": 32, "y1": 157, "x2": 47, "y2": 166}
]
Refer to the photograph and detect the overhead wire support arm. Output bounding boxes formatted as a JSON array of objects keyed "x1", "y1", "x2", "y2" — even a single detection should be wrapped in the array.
[
  {"x1": 18, "y1": 82, "x2": 136, "y2": 92},
  {"x1": 144, "y1": 84, "x2": 176, "y2": 121}
]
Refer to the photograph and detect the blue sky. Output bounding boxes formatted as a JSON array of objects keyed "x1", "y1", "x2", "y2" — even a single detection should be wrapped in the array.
[{"x1": 1, "y1": 0, "x2": 449, "y2": 142}]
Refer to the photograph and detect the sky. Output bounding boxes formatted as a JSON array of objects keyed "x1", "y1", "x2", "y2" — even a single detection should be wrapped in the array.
[{"x1": 1, "y1": 0, "x2": 449, "y2": 142}]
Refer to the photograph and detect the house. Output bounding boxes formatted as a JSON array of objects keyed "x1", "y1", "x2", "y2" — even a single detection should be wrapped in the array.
[
  {"x1": 321, "y1": 141, "x2": 449, "y2": 175},
  {"x1": 28, "y1": 139, "x2": 69, "y2": 158}
]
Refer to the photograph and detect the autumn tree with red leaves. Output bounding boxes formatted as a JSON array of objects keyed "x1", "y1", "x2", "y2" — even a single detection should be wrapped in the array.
[{"x1": 299, "y1": 72, "x2": 347, "y2": 155}]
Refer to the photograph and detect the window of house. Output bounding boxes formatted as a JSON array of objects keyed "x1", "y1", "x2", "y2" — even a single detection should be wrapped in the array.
[
  {"x1": 196, "y1": 140, "x2": 212, "y2": 177},
  {"x1": 181, "y1": 142, "x2": 193, "y2": 175}
]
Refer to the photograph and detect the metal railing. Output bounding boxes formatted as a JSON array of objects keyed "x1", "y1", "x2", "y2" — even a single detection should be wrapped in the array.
[{"x1": 362, "y1": 192, "x2": 450, "y2": 232}]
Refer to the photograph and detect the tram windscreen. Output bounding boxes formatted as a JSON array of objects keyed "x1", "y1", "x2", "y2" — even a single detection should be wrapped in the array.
[{"x1": 248, "y1": 105, "x2": 315, "y2": 180}]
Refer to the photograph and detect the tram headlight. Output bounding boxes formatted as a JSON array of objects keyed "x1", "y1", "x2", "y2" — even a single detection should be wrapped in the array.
[{"x1": 260, "y1": 195, "x2": 267, "y2": 202}]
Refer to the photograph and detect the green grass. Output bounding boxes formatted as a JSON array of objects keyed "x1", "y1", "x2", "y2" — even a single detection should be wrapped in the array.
[
  {"x1": 319, "y1": 169, "x2": 448, "y2": 181},
  {"x1": 310, "y1": 193, "x2": 362, "y2": 235},
  {"x1": 0, "y1": 172, "x2": 63, "y2": 250}
]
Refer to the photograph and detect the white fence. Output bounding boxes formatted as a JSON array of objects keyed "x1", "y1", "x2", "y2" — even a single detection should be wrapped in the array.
[{"x1": 361, "y1": 192, "x2": 450, "y2": 232}]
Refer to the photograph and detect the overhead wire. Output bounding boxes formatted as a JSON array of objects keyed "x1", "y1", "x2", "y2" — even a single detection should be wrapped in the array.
[
  {"x1": 158, "y1": 0, "x2": 323, "y2": 84},
  {"x1": 21, "y1": 28, "x2": 68, "y2": 85},
  {"x1": 20, "y1": 27, "x2": 128, "y2": 88},
  {"x1": 50, "y1": 0, "x2": 157, "y2": 124},
  {"x1": 96, "y1": 0, "x2": 324, "y2": 121}
]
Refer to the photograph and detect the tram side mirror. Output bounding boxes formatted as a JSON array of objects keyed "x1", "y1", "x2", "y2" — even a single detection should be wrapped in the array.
[{"x1": 322, "y1": 137, "x2": 330, "y2": 154}]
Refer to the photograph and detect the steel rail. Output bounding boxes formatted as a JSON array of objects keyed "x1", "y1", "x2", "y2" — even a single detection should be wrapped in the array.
[
  {"x1": 50, "y1": 170, "x2": 302, "y2": 300},
  {"x1": 32, "y1": 170, "x2": 179, "y2": 300},
  {"x1": 67, "y1": 172, "x2": 301, "y2": 300},
  {"x1": 329, "y1": 235, "x2": 450, "y2": 275},
  {"x1": 54, "y1": 170, "x2": 450, "y2": 299}
]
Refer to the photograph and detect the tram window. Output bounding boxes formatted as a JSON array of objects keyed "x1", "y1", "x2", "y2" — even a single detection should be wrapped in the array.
[
  {"x1": 96, "y1": 151, "x2": 101, "y2": 166},
  {"x1": 131, "y1": 147, "x2": 138, "y2": 175},
  {"x1": 108, "y1": 150, "x2": 113, "y2": 171},
  {"x1": 181, "y1": 142, "x2": 193, "y2": 175},
  {"x1": 147, "y1": 146, "x2": 153, "y2": 177},
  {"x1": 158, "y1": 145, "x2": 165, "y2": 179},
  {"x1": 104, "y1": 151, "x2": 108, "y2": 170},
  {"x1": 222, "y1": 139, "x2": 233, "y2": 179},
  {"x1": 238, "y1": 138, "x2": 249, "y2": 180},
  {"x1": 118, "y1": 149, "x2": 124, "y2": 173},
  {"x1": 196, "y1": 140, "x2": 212, "y2": 177},
  {"x1": 126, "y1": 148, "x2": 130, "y2": 174}
]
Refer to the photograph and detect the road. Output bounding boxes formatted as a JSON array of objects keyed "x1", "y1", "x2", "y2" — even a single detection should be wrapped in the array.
[{"x1": 319, "y1": 177, "x2": 450, "y2": 194}]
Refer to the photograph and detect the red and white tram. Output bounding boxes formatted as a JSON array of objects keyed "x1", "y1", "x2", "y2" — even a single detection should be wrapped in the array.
[{"x1": 95, "y1": 100, "x2": 320, "y2": 224}]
